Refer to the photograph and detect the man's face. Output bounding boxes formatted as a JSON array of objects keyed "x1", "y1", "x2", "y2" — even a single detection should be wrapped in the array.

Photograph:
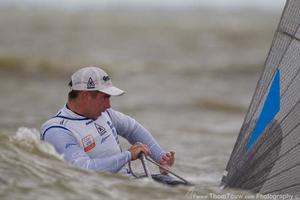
[{"x1": 86, "y1": 91, "x2": 111, "y2": 119}]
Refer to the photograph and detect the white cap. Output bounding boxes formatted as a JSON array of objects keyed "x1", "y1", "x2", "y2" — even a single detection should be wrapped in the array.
[{"x1": 70, "y1": 66, "x2": 124, "y2": 96}]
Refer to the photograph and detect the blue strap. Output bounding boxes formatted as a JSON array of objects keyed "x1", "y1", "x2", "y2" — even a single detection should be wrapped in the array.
[
  {"x1": 53, "y1": 115, "x2": 89, "y2": 121},
  {"x1": 41, "y1": 126, "x2": 71, "y2": 140},
  {"x1": 106, "y1": 110, "x2": 113, "y2": 121}
]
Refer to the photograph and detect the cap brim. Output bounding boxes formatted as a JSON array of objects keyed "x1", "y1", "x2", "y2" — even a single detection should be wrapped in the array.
[{"x1": 99, "y1": 86, "x2": 124, "y2": 96}]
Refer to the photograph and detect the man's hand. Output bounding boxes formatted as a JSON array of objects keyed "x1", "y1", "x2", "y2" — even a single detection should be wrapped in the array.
[
  {"x1": 159, "y1": 151, "x2": 175, "y2": 175},
  {"x1": 128, "y1": 143, "x2": 150, "y2": 160}
]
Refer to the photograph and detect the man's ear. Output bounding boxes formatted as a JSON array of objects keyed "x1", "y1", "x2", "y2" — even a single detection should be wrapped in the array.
[{"x1": 78, "y1": 91, "x2": 88, "y2": 101}]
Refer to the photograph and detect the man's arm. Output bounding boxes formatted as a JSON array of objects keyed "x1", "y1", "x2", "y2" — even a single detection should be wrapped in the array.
[
  {"x1": 107, "y1": 109, "x2": 169, "y2": 164},
  {"x1": 42, "y1": 127, "x2": 131, "y2": 173}
]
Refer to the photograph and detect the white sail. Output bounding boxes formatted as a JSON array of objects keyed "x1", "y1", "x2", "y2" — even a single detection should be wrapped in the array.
[{"x1": 222, "y1": 0, "x2": 300, "y2": 197}]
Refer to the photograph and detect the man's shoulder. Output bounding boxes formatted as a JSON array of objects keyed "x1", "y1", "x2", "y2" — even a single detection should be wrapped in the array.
[
  {"x1": 103, "y1": 108, "x2": 125, "y2": 121},
  {"x1": 104, "y1": 108, "x2": 136, "y2": 128},
  {"x1": 40, "y1": 116, "x2": 65, "y2": 134},
  {"x1": 105, "y1": 108, "x2": 127, "y2": 117},
  {"x1": 40, "y1": 107, "x2": 66, "y2": 132}
]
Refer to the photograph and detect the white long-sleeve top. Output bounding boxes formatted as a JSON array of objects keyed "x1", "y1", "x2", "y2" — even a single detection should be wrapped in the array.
[{"x1": 40, "y1": 106, "x2": 166, "y2": 175}]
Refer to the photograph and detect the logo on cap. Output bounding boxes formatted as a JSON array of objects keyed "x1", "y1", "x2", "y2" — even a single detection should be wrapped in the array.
[
  {"x1": 87, "y1": 77, "x2": 95, "y2": 89},
  {"x1": 103, "y1": 76, "x2": 110, "y2": 82}
]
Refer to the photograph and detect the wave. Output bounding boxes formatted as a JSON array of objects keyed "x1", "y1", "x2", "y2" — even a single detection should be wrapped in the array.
[
  {"x1": 0, "y1": 128, "x2": 195, "y2": 200},
  {"x1": 0, "y1": 55, "x2": 262, "y2": 78},
  {"x1": 0, "y1": 56, "x2": 73, "y2": 75},
  {"x1": 9, "y1": 127, "x2": 63, "y2": 159},
  {"x1": 0, "y1": 128, "x2": 115, "y2": 199},
  {"x1": 191, "y1": 98, "x2": 246, "y2": 113}
]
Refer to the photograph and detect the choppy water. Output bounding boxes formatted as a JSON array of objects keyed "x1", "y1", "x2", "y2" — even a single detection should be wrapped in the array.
[{"x1": 0, "y1": 6, "x2": 285, "y2": 200}]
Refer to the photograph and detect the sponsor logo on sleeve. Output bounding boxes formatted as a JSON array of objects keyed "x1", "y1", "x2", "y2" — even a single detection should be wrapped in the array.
[
  {"x1": 107, "y1": 121, "x2": 117, "y2": 134},
  {"x1": 81, "y1": 135, "x2": 96, "y2": 152},
  {"x1": 101, "y1": 134, "x2": 111, "y2": 144},
  {"x1": 65, "y1": 143, "x2": 77, "y2": 149}
]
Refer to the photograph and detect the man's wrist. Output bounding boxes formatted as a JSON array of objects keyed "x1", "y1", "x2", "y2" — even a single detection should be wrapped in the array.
[{"x1": 125, "y1": 150, "x2": 132, "y2": 161}]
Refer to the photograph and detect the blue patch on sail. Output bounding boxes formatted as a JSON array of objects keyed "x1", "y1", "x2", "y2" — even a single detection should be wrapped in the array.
[{"x1": 247, "y1": 68, "x2": 280, "y2": 151}]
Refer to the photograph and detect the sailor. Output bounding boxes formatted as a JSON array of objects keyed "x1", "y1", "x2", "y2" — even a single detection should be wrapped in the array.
[{"x1": 40, "y1": 66, "x2": 175, "y2": 175}]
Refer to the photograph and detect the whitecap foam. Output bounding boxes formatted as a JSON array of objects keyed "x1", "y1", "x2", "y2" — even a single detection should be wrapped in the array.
[{"x1": 10, "y1": 127, "x2": 63, "y2": 160}]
